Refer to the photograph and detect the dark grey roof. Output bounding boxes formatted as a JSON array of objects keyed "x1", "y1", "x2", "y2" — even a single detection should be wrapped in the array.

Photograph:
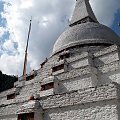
[
  {"x1": 52, "y1": 0, "x2": 120, "y2": 55},
  {"x1": 52, "y1": 22, "x2": 120, "y2": 54},
  {"x1": 69, "y1": 0, "x2": 98, "y2": 26}
]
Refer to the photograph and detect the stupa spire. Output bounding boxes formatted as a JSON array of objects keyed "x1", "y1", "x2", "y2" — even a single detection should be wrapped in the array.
[{"x1": 69, "y1": 0, "x2": 98, "y2": 26}]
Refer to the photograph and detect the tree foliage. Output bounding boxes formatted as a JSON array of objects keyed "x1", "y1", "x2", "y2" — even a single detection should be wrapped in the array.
[{"x1": 0, "y1": 71, "x2": 18, "y2": 92}]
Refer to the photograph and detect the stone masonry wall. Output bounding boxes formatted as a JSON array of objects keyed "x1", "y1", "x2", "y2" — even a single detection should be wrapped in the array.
[
  {"x1": 42, "y1": 83, "x2": 120, "y2": 120},
  {"x1": 40, "y1": 83, "x2": 118, "y2": 109},
  {"x1": 0, "y1": 45, "x2": 120, "y2": 120},
  {"x1": 44, "y1": 100, "x2": 118, "y2": 120}
]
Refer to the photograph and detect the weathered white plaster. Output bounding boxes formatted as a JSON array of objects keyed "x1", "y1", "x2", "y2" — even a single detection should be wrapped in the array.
[{"x1": 0, "y1": 45, "x2": 120, "y2": 120}]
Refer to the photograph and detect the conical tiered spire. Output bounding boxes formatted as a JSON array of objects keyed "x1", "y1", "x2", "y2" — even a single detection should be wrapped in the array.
[{"x1": 69, "y1": 0, "x2": 98, "y2": 26}]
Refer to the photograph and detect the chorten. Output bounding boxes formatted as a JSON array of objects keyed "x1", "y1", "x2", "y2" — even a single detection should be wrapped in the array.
[{"x1": 0, "y1": 0, "x2": 120, "y2": 120}]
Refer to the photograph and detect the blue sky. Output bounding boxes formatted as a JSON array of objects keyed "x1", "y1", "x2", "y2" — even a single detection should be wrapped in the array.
[
  {"x1": 0, "y1": 2, "x2": 4, "y2": 28},
  {"x1": 0, "y1": 1, "x2": 3, "y2": 13},
  {"x1": 112, "y1": 10, "x2": 120, "y2": 36},
  {"x1": 0, "y1": 1, "x2": 6, "y2": 27},
  {"x1": 0, "y1": 1, "x2": 8, "y2": 50},
  {"x1": 0, "y1": 0, "x2": 120, "y2": 75}
]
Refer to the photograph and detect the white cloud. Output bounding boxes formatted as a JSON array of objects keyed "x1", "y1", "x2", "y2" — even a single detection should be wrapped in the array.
[
  {"x1": 3, "y1": 40, "x2": 14, "y2": 51},
  {"x1": 0, "y1": 0, "x2": 120, "y2": 76},
  {"x1": 20, "y1": 0, "x2": 34, "y2": 9},
  {"x1": 90, "y1": 0, "x2": 120, "y2": 26},
  {"x1": 0, "y1": 53, "x2": 23, "y2": 75}
]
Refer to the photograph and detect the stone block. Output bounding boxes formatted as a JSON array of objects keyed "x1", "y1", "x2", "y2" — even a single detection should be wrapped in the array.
[
  {"x1": 94, "y1": 45, "x2": 119, "y2": 57},
  {"x1": 98, "y1": 70, "x2": 120, "y2": 85},
  {"x1": 41, "y1": 76, "x2": 57, "y2": 85},
  {"x1": 69, "y1": 57, "x2": 93, "y2": 69},
  {"x1": 97, "y1": 61, "x2": 120, "y2": 74},
  {"x1": 17, "y1": 100, "x2": 40, "y2": 114},
  {"x1": 58, "y1": 74, "x2": 97, "y2": 93},
  {"x1": 40, "y1": 89, "x2": 54, "y2": 97},
  {"x1": 94, "y1": 51, "x2": 119, "y2": 67}
]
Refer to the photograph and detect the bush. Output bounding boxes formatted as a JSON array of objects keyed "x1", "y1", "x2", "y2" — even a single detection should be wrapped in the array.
[{"x1": 0, "y1": 71, "x2": 18, "y2": 92}]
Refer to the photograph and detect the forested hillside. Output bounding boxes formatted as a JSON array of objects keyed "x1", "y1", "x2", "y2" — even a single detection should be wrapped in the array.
[{"x1": 0, "y1": 71, "x2": 18, "y2": 92}]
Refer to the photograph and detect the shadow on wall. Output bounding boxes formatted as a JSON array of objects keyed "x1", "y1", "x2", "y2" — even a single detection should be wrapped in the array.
[{"x1": 94, "y1": 56, "x2": 120, "y2": 85}]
